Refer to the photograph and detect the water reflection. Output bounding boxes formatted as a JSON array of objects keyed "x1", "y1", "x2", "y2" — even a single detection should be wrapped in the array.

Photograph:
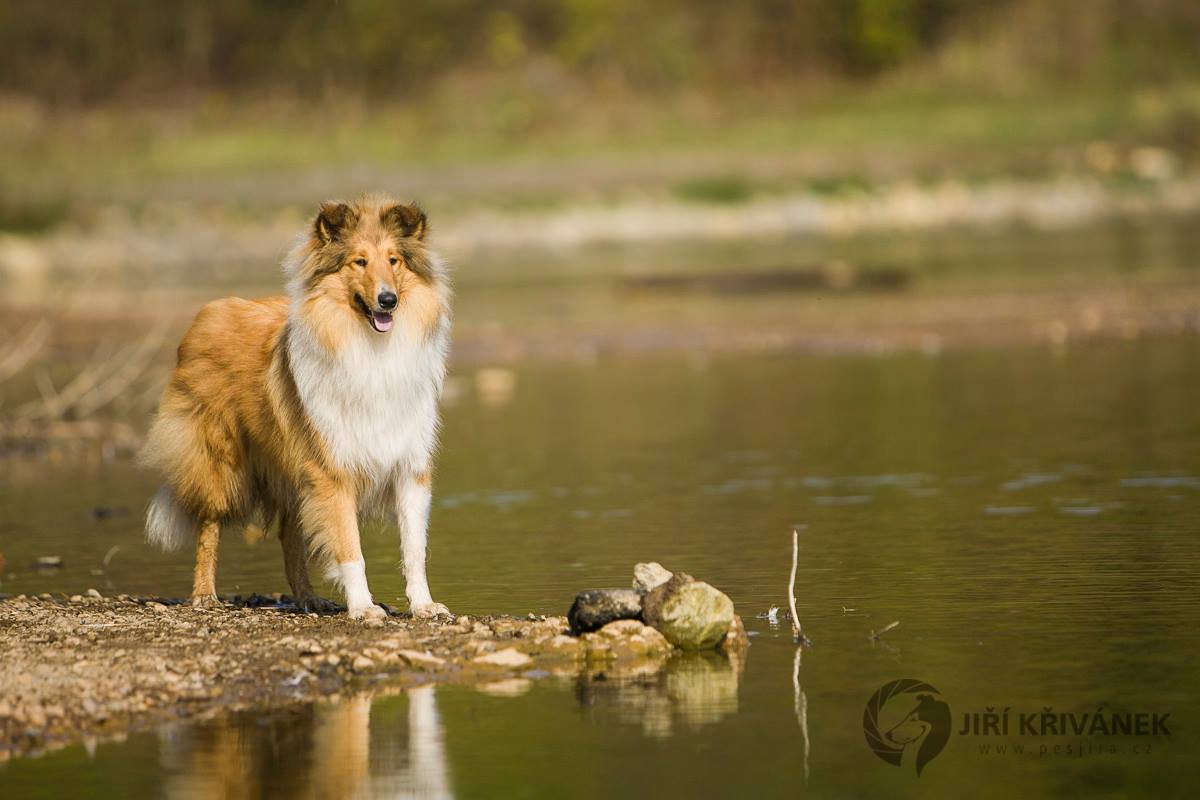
[
  {"x1": 159, "y1": 686, "x2": 450, "y2": 800},
  {"x1": 150, "y1": 652, "x2": 747, "y2": 798},
  {"x1": 793, "y1": 648, "x2": 810, "y2": 785},
  {"x1": 576, "y1": 652, "x2": 743, "y2": 738}
]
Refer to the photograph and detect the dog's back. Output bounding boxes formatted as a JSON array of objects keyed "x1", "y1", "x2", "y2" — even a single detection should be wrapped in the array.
[{"x1": 140, "y1": 295, "x2": 290, "y2": 549}]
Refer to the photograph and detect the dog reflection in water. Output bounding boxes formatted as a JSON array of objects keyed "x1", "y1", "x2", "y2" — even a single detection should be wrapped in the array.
[{"x1": 158, "y1": 686, "x2": 449, "y2": 799}]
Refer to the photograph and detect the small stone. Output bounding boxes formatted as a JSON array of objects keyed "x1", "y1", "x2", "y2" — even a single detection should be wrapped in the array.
[
  {"x1": 23, "y1": 705, "x2": 47, "y2": 727},
  {"x1": 468, "y1": 640, "x2": 494, "y2": 655},
  {"x1": 633, "y1": 562, "x2": 673, "y2": 593},
  {"x1": 717, "y1": 614, "x2": 749, "y2": 655},
  {"x1": 546, "y1": 635, "x2": 584, "y2": 656},
  {"x1": 596, "y1": 619, "x2": 647, "y2": 638},
  {"x1": 489, "y1": 619, "x2": 520, "y2": 637},
  {"x1": 351, "y1": 655, "x2": 375, "y2": 672},
  {"x1": 567, "y1": 588, "x2": 643, "y2": 634},
  {"x1": 642, "y1": 573, "x2": 735, "y2": 650},
  {"x1": 146, "y1": 602, "x2": 168, "y2": 612},
  {"x1": 69, "y1": 595, "x2": 84, "y2": 604},
  {"x1": 397, "y1": 649, "x2": 446, "y2": 669},
  {"x1": 473, "y1": 647, "x2": 532, "y2": 668},
  {"x1": 86, "y1": 588, "x2": 102, "y2": 599},
  {"x1": 595, "y1": 620, "x2": 672, "y2": 657}
]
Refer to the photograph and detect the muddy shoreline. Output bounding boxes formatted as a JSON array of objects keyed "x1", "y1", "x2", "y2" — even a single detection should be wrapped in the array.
[{"x1": 0, "y1": 593, "x2": 699, "y2": 759}]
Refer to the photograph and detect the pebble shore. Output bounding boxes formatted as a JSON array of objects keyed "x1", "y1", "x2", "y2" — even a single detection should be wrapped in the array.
[{"x1": 0, "y1": 592, "x2": 691, "y2": 758}]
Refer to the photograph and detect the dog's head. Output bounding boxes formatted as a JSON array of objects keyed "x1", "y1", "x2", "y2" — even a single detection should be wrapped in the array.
[{"x1": 288, "y1": 195, "x2": 448, "y2": 341}]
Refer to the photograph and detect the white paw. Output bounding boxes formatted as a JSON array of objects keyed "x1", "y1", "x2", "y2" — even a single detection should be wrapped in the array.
[
  {"x1": 411, "y1": 601, "x2": 450, "y2": 619},
  {"x1": 348, "y1": 603, "x2": 388, "y2": 621}
]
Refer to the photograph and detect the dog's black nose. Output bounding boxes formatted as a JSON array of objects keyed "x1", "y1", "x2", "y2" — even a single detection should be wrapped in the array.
[{"x1": 377, "y1": 291, "x2": 398, "y2": 310}]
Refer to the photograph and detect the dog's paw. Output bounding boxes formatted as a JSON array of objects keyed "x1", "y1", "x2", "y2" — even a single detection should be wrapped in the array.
[
  {"x1": 348, "y1": 603, "x2": 388, "y2": 622},
  {"x1": 411, "y1": 601, "x2": 451, "y2": 619},
  {"x1": 191, "y1": 593, "x2": 222, "y2": 609},
  {"x1": 297, "y1": 595, "x2": 342, "y2": 614}
]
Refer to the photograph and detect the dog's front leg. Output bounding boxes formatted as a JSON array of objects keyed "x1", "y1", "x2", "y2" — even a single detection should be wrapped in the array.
[
  {"x1": 396, "y1": 470, "x2": 449, "y2": 618},
  {"x1": 302, "y1": 478, "x2": 386, "y2": 621}
]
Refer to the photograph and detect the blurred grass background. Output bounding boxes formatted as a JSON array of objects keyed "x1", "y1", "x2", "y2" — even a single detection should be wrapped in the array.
[{"x1": 2, "y1": 0, "x2": 1200, "y2": 226}]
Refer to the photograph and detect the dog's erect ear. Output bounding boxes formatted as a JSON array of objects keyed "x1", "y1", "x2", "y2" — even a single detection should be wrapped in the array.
[
  {"x1": 314, "y1": 202, "x2": 356, "y2": 245},
  {"x1": 381, "y1": 203, "x2": 427, "y2": 241}
]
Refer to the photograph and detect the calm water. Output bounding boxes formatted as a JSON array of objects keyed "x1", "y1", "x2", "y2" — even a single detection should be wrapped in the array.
[{"x1": 3, "y1": 334, "x2": 1200, "y2": 796}]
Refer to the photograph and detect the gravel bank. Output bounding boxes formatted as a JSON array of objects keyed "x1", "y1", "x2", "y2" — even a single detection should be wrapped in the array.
[{"x1": 0, "y1": 593, "x2": 684, "y2": 758}]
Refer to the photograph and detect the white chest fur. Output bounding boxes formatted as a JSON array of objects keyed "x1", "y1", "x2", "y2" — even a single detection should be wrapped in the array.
[{"x1": 287, "y1": 316, "x2": 447, "y2": 479}]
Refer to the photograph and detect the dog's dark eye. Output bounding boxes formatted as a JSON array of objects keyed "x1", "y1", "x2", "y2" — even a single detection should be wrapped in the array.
[
  {"x1": 353, "y1": 258, "x2": 367, "y2": 267},
  {"x1": 389, "y1": 257, "x2": 398, "y2": 265}
]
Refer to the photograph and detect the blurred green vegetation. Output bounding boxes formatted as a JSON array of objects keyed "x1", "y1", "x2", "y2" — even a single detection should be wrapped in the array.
[
  {"x1": 3, "y1": 85, "x2": 1196, "y2": 210},
  {"x1": 672, "y1": 176, "x2": 755, "y2": 205},
  {"x1": 2, "y1": 1, "x2": 1200, "y2": 218},
  {"x1": 3, "y1": 1, "x2": 1200, "y2": 104}
]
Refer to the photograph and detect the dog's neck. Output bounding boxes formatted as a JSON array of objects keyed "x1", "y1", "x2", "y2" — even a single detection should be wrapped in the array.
[{"x1": 283, "y1": 299, "x2": 448, "y2": 476}]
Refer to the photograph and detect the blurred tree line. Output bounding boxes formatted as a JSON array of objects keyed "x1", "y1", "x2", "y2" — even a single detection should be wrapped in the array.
[{"x1": 1, "y1": 0, "x2": 1198, "y2": 105}]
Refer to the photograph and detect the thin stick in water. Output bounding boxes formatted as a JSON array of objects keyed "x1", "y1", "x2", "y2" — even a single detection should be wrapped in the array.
[{"x1": 789, "y1": 527, "x2": 811, "y2": 645}]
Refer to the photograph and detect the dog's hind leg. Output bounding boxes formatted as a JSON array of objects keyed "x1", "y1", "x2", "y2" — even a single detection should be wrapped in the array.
[
  {"x1": 191, "y1": 519, "x2": 221, "y2": 607},
  {"x1": 279, "y1": 510, "x2": 339, "y2": 613}
]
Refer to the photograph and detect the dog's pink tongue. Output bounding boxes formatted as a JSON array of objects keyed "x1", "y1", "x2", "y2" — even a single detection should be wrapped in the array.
[{"x1": 372, "y1": 312, "x2": 394, "y2": 332}]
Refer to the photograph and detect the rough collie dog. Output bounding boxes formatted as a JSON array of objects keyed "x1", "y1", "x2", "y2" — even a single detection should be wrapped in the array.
[{"x1": 139, "y1": 194, "x2": 451, "y2": 620}]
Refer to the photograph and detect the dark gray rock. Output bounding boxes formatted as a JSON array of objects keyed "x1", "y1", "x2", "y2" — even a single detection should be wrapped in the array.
[{"x1": 568, "y1": 589, "x2": 643, "y2": 634}]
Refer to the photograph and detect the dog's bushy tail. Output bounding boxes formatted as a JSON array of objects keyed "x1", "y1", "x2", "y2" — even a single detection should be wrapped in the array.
[{"x1": 145, "y1": 485, "x2": 195, "y2": 551}]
